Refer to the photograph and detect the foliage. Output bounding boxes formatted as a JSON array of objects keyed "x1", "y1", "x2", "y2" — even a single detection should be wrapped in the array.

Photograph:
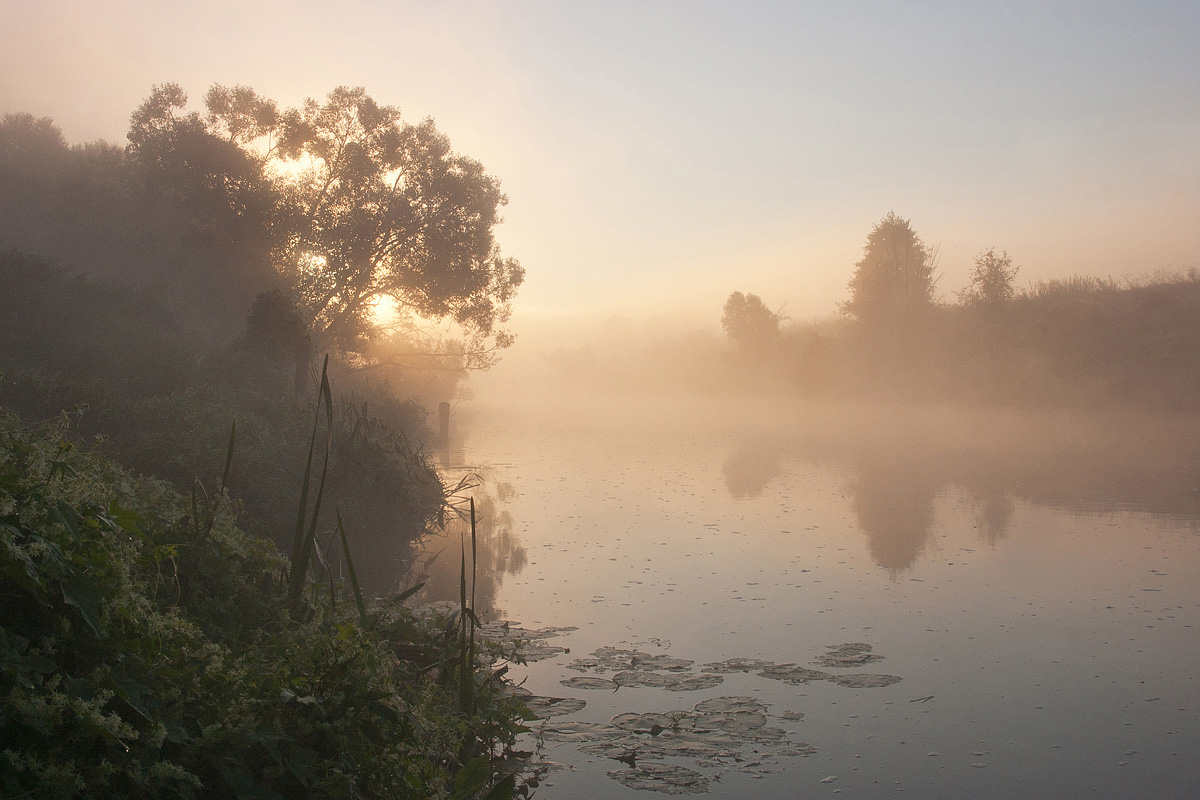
[
  {"x1": 841, "y1": 212, "x2": 939, "y2": 327},
  {"x1": 2, "y1": 82, "x2": 524, "y2": 372},
  {"x1": 958, "y1": 248, "x2": 1018, "y2": 307},
  {"x1": 0, "y1": 405, "x2": 525, "y2": 799},
  {"x1": 721, "y1": 292, "x2": 781, "y2": 351},
  {"x1": 0, "y1": 110, "x2": 279, "y2": 345},
  {"x1": 0, "y1": 250, "x2": 196, "y2": 398},
  {"x1": 0, "y1": 254, "x2": 448, "y2": 592},
  {"x1": 1025, "y1": 273, "x2": 1118, "y2": 299},
  {"x1": 271, "y1": 86, "x2": 525, "y2": 353}
]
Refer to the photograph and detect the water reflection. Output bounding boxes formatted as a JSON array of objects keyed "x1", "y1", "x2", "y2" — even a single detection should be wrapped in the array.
[
  {"x1": 969, "y1": 486, "x2": 1016, "y2": 547},
  {"x1": 849, "y1": 452, "x2": 939, "y2": 574},
  {"x1": 722, "y1": 441, "x2": 781, "y2": 499},
  {"x1": 722, "y1": 410, "x2": 1200, "y2": 573},
  {"x1": 407, "y1": 476, "x2": 527, "y2": 616}
]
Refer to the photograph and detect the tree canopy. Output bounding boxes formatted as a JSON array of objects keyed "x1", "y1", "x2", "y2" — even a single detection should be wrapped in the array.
[
  {"x1": 124, "y1": 83, "x2": 524, "y2": 359},
  {"x1": 959, "y1": 247, "x2": 1018, "y2": 307},
  {"x1": 841, "y1": 212, "x2": 939, "y2": 328},
  {"x1": 721, "y1": 291, "x2": 781, "y2": 351},
  {"x1": 271, "y1": 87, "x2": 524, "y2": 353}
]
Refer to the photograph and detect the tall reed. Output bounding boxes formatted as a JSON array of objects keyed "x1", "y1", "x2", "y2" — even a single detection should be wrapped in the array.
[{"x1": 286, "y1": 355, "x2": 333, "y2": 609}]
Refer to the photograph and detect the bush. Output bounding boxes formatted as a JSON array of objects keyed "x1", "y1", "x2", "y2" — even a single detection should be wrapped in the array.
[{"x1": 0, "y1": 407, "x2": 524, "y2": 799}]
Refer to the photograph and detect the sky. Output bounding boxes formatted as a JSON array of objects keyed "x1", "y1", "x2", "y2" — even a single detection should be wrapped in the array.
[{"x1": 3, "y1": 0, "x2": 1199, "y2": 330}]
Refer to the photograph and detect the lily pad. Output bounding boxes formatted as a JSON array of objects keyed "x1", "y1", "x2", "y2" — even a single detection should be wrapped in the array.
[
  {"x1": 813, "y1": 642, "x2": 884, "y2": 668},
  {"x1": 830, "y1": 673, "x2": 902, "y2": 689},
  {"x1": 538, "y1": 721, "x2": 629, "y2": 742},
  {"x1": 700, "y1": 658, "x2": 777, "y2": 674},
  {"x1": 614, "y1": 671, "x2": 724, "y2": 691},
  {"x1": 568, "y1": 646, "x2": 694, "y2": 673},
  {"x1": 521, "y1": 695, "x2": 587, "y2": 718},
  {"x1": 694, "y1": 696, "x2": 769, "y2": 715},
  {"x1": 611, "y1": 712, "x2": 686, "y2": 732},
  {"x1": 757, "y1": 664, "x2": 835, "y2": 685},
  {"x1": 607, "y1": 763, "x2": 711, "y2": 795},
  {"x1": 518, "y1": 642, "x2": 572, "y2": 661},
  {"x1": 477, "y1": 621, "x2": 578, "y2": 661},
  {"x1": 560, "y1": 676, "x2": 619, "y2": 690},
  {"x1": 581, "y1": 737, "x2": 660, "y2": 760}
]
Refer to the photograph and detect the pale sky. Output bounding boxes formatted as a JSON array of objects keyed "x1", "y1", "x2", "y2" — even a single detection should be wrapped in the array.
[{"x1": 3, "y1": 0, "x2": 1198, "y2": 327}]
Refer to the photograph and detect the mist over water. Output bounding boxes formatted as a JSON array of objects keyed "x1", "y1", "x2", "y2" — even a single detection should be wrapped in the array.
[
  {"x1": 4, "y1": 6, "x2": 1200, "y2": 794},
  {"x1": 407, "y1": 390, "x2": 1200, "y2": 798}
]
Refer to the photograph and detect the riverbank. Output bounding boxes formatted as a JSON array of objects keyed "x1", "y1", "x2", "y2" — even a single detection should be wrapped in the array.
[{"x1": 0, "y1": 405, "x2": 526, "y2": 799}]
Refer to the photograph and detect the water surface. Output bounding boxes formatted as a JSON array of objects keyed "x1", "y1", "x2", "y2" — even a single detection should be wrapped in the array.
[{"x1": 414, "y1": 398, "x2": 1200, "y2": 798}]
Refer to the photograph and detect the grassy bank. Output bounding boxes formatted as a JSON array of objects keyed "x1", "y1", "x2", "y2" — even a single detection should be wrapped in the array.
[{"x1": 0, "y1": 405, "x2": 525, "y2": 799}]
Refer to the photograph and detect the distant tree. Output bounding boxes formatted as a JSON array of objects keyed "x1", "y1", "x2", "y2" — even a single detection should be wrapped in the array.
[
  {"x1": 722, "y1": 291, "x2": 781, "y2": 350},
  {"x1": 229, "y1": 288, "x2": 314, "y2": 393},
  {"x1": 841, "y1": 212, "x2": 939, "y2": 327},
  {"x1": 958, "y1": 248, "x2": 1018, "y2": 307}
]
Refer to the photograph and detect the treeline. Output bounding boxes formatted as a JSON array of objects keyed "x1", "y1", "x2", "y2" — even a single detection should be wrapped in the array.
[
  {"x1": 536, "y1": 212, "x2": 1200, "y2": 409},
  {"x1": 816, "y1": 269, "x2": 1200, "y2": 408},
  {"x1": 768, "y1": 214, "x2": 1200, "y2": 407},
  {"x1": 728, "y1": 213, "x2": 1200, "y2": 409}
]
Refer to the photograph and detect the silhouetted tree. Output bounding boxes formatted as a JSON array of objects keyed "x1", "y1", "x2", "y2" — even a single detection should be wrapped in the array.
[
  {"x1": 126, "y1": 85, "x2": 285, "y2": 328},
  {"x1": 958, "y1": 248, "x2": 1018, "y2": 307},
  {"x1": 269, "y1": 86, "x2": 524, "y2": 355},
  {"x1": 228, "y1": 289, "x2": 314, "y2": 393},
  {"x1": 120, "y1": 83, "x2": 524, "y2": 364},
  {"x1": 1, "y1": 99, "x2": 282, "y2": 345},
  {"x1": 841, "y1": 212, "x2": 939, "y2": 328},
  {"x1": 721, "y1": 291, "x2": 781, "y2": 350}
]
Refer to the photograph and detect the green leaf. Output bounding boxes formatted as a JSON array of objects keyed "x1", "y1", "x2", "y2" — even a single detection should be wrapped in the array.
[
  {"x1": 480, "y1": 773, "x2": 516, "y2": 800},
  {"x1": 394, "y1": 580, "x2": 425, "y2": 604},
  {"x1": 336, "y1": 510, "x2": 368, "y2": 626},
  {"x1": 106, "y1": 499, "x2": 147, "y2": 539},
  {"x1": 61, "y1": 571, "x2": 104, "y2": 637},
  {"x1": 452, "y1": 755, "x2": 489, "y2": 798}
]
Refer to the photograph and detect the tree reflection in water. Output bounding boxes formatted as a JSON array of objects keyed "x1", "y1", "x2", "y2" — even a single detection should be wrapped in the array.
[
  {"x1": 406, "y1": 475, "x2": 527, "y2": 617},
  {"x1": 721, "y1": 407, "x2": 1200, "y2": 574},
  {"x1": 969, "y1": 486, "x2": 1016, "y2": 547},
  {"x1": 722, "y1": 441, "x2": 782, "y2": 500},
  {"x1": 848, "y1": 451, "x2": 939, "y2": 574}
]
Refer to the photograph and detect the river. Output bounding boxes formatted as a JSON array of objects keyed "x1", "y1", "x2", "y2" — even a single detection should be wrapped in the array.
[{"x1": 412, "y1": 396, "x2": 1200, "y2": 799}]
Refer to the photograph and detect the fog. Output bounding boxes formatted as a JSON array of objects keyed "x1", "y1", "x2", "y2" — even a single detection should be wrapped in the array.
[{"x1": 4, "y1": 4, "x2": 1200, "y2": 797}]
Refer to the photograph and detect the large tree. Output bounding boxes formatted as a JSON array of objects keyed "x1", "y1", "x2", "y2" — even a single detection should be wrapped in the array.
[
  {"x1": 841, "y1": 212, "x2": 939, "y2": 328},
  {"x1": 129, "y1": 83, "x2": 524, "y2": 362},
  {"x1": 270, "y1": 86, "x2": 523, "y2": 356}
]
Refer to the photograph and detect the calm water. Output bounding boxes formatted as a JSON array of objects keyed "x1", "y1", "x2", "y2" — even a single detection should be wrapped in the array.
[{"x1": 415, "y1": 398, "x2": 1200, "y2": 799}]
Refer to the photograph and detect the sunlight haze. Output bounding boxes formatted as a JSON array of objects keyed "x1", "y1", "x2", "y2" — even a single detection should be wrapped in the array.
[
  {"x1": 6, "y1": 4, "x2": 1200, "y2": 797},
  {"x1": 3, "y1": 0, "x2": 1198, "y2": 325}
]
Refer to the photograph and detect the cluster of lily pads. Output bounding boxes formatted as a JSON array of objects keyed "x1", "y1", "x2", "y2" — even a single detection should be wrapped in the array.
[
  {"x1": 535, "y1": 695, "x2": 816, "y2": 794},
  {"x1": 496, "y1": 628, "x2": 903, "y2": 795},
  {"x1": 558, "y1": 642, "x2": 901, "y2": 692}
]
